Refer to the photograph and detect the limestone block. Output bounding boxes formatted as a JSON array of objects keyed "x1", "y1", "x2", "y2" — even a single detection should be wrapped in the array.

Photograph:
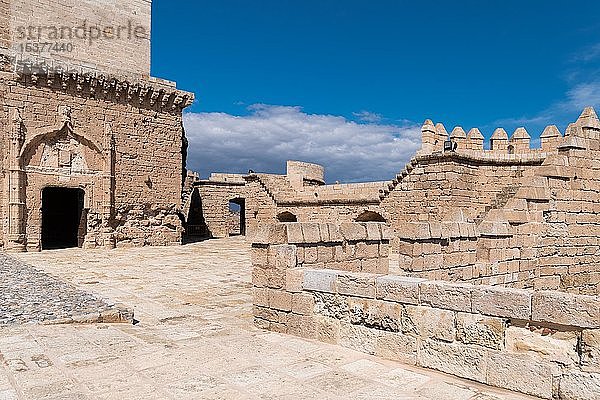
[
  {"x1": 399, "y1": 222, "x2": 430, "y2": 240},
  {"x1": 271, "y1": 244, "x2": 297, "y2": 269},
  {"x1": 403, "y1": 306, "x2": 455, "y2": 341},
  {"x1": 303, "y1": 269, "x2": 339, "y2": 293},
  {"x1": 301, "y1": 223, "x2": 321, "y2": 243},
  {"x1": 315, "y1": 315, "x2": 340, "y2": 344},
  {"x1": 340, "y1": 223, "x2": 368, "y2": 241},
  {"x1": 356, "y1": 242, "x2": 379, "y2": 259},
  {"x1": 347, "y1": 298, "x2": 402, "y2": 331},
  {"x1": 304, "y1": 246, "x2": 318, "y2": 263},
  {"x1": 365, "y1": 223, "x2": 381, "y2": 241},
  {"x1": 318, "y1": 223, "x2": 331, "y2": 242},
  {"x1": 292, "y1": 293, "x2": 315, "y2": 315},
  {"x1": 456, "y1": 313, "x2": 505, "y2": 350},
  {"x1": 471, "y1": 286, "x2": 531, "y2": 319},
  {"x1": 287, "y1": 314, "x2": 317, "y2": 339},
  {"x1": 419, "y1": 281, "x2": 473, "y2": 312},
  {"x1": 316, "y1": 245, "x2": 334, "y2": 263},
  {"x1": 327, "y1": 223, "x2": 344, "y2": 242},
  {"x1": 360, "y1": 258, "x2": 381, "y2": 274},
  {"x1": 532, "y1": 291, "x2": 600, "y2": 328},
  {"x1": 339, "y1": 323, "x2": 379, "y2": 355},
  {"x1": 253, "y1": 287, "x2": 269, "y2": 307},
  {"x1": 337, "y1": 273, "x2": 376, "y2": 298},
  {"x1": 285, "y1": 268, "x2": 304, "y2": 293},
  {"x1": 418, "y1": 339, "x2": 487, "y2": 383},
  {"x1": 253, "y1": 224, "x2": 287, "y2": 245},
  {"x1": 558, "y1": 371, "x2": 600, "y2": 400},
  {"x1": 251, "y1": 246, "x2": 269, "y2": 266},
  {"x1": 487, "y1": 352, "x2": 558, "y2": 399},
  {"x1": 375, "y1": 275, "x2": 424, "y2": 305},
  {"x1": 286, "y1": 223, "x2": 304, "y2": 243},
  {"x1": 582, "y1": 329, "x2": 600, "y2": 372},
  {"x1": 269, "y1": 290, "x2": 292, "y2": 312},
  {"x1": 375, "y1": 331, "x2": 418, "y2": 365},
  {"x1": 505, "y1": 326, "x2": 578, "y2": 366}
]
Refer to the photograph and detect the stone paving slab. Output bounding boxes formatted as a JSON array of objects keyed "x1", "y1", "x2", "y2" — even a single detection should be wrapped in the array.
[
  {"x1": 0, "y1": 238, "x2": 543, "y2": 400},
  {"x1": 0, "y1": 254, "x2": 130, "y2": 325}
]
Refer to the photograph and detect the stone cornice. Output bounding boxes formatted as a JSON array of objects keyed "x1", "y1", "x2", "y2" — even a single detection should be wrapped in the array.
[{"x1": 13, "y1": 61, "x2": 194, "y2": 111}]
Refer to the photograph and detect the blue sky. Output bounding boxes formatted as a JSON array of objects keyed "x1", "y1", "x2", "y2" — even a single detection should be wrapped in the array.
[{"x1": 151, "y1": 1, "x2": 600, "y2": 182}]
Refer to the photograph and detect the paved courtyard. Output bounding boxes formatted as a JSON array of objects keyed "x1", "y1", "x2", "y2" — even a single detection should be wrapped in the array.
[{"x1": 0, "y1": 237, "x2": 540, "y2": 400}]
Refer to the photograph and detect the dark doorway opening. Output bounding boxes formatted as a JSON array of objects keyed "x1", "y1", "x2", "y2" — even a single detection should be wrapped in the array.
[
  {"x1": 229, "y1": 198, "x2": 246, "y2": 236},
  {"x1": 277, "y1": 211, "x2": 297, "y2": 222},
  {"x1": 42, "y1": 187, "x2": 85, "y2": 250},
  {"x1": 185, "y1": 188, "x2": 210, "y2": 242}
]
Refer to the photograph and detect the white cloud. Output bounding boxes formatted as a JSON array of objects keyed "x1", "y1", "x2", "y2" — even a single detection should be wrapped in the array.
[
  {"x1": 183, "y1": 104, "x2": 421, "y2": 183},
  {"x1": 352, "y1": 110, "x2": 383, "y2": 123}
]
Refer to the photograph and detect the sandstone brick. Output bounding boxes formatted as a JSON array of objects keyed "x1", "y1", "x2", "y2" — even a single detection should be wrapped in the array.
[
  {"x1": 376, "y1": 275, "x2": 423, "y2": 305},
  {"x1": 456, "y1": 313, "x2": 505, "y2": 350},
  {"x1": 269, "y1": 290, "x2": 292, "y2": 312},
  {"x1": 558, "y1": 371, "x2": 600, "y2": 400},
  {"x1": 403, "y1": 306, "x2": 455, "y2": 341},
  {"x1": 375, "y1": 331, "x2": 418, "y2": 365},
  {"x1": 471, "y1": 286, "x2": 531, "y2": 319},
  {"x1": 418, "y1": 339, "x2": 487, "y2": 383},
  {"x1": 337, "y1": 273, "x2": 376, "y2": 298},
  {"x1": 487, "y1": 352, "x2": 558, "y2": 399},
  {"x1": 291, "y1": 293, "x2": 315, "y2": 315},
  {"x1": 287, "y1": 314, "x2": 316, "y2": 339},
  {"x1": 532, "y1": 291, "x2": 600, "y2": 328},
  {"x1": 582, "y1": 329, "x2": 600, "y2": 372},
  {"x1": 303, "y1": 269, "x2": 338, "y2": 293},
  {"x1": 419, "y1": 281, "x2": 472, "y2": 312},
  {"x1": 339, "y1": 323, "x2": 379, "y2": 355}
]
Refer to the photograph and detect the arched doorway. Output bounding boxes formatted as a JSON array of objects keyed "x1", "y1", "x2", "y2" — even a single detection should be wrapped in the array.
[
  {"x1": 229, "y1": 198, "x2": 246, "y2": 236},
  {"x1": 41, "y1": 187, "x2": 86, "y2": 250},
  {"x1": 186, "y1": 188, "x2": 210, "y2": 239},
  {"x1": 355, "y1": 211, "x2": 386, "y2": 222},
  {"x1": 277, "y1": 211, "x2": 297, "y2": 222}
]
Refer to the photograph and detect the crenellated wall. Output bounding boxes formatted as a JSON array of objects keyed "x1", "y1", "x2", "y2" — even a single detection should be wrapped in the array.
[{"x1": 252, "y1": 223, "x2": 600, "y2": 400}]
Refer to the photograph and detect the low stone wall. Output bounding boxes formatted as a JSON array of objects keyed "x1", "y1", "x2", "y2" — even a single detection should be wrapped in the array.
[{"x1": 252, "y1": 223, "x2": 600, "y2": 400}]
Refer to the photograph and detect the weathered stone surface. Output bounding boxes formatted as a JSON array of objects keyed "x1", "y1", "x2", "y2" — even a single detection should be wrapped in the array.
[
  {"x1": 532, "y1": 291, "x2": 600, "y2": 328},
  {"x1": 419, "y1": 281, "x2": 473, "y2": 312},
  {"x1": 404, "y1": 306, "x2": 455, "y2": 341},
  {"x1": 471, "y1": 286, "x2": 531, "y2": 319},
  {"x1": 337, "y1": 273, "x2": 376, "y2": 298},
  {"x1": 303, "y1": 269, "x2": 338, "y2": 293},
  {"x1": 558, "y1": 371, "x2": 600, "y2": 400},
  {"x1": 339, "y1": 323, "x2": 379, "y2": 355},
  {"x1": 504, "y1": 326, "x2": 579, "y2": 366},
  {"x1": 375, "y1": 275, "x2": 423, "y2": 305},
  {"x1": 418, "y1": 339, "x2": 487, "y2": 383},
  {"x1": 375, "y1": 331, "x2": 418, "y2": 365},
  {"x1": 347, "y1": 299, "x2": 402, "y2": 332},
  {"x1": 456, "y1": 313, "x2": 505, "y2": 350},
  {"x1": 581, "y1": 329, "x2": 600, "y2": 372},
  {"x1": 487, "y1": 352, "x2": 557, "y2": 399},
  {"x1": 291, "y1": 293, "x2": 315, "y2": 315}
]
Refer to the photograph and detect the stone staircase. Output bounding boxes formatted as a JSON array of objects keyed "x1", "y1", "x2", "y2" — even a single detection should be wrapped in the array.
[{"x1": 474, "y1": 185, "x2": 520, "y2": 225}]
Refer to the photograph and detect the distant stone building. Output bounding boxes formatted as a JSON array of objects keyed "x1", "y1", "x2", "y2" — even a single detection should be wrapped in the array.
[{"x1": 1, "y1": 0, "x2": 193, "y2": 251}]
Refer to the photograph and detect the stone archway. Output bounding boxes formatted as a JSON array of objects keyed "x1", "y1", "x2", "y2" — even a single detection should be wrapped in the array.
[{"x1": 5, "y1": 108, "x2": 115, "y2": 252}]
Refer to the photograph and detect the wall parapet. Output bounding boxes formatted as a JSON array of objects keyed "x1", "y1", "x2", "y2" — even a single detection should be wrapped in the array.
[{"x1": 252, "y1": 222, "x2": 600, "y2": 400}]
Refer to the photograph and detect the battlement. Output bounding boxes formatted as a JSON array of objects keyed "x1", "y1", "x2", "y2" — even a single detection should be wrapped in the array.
[{"x1": 419, "y1": 107, "x2": 600, "y2": 158}]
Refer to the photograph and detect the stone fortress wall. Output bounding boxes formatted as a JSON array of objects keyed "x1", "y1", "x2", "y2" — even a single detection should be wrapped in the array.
[
  {"x1": 246, "y1": 108, "x2": 600, "y2": 399},
  {"x1": 0, "y1": 0, "x2": 194, "y2": 251},
  {"x1": 3, "y1": 0, "x2": 152, "y2": 77}
]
